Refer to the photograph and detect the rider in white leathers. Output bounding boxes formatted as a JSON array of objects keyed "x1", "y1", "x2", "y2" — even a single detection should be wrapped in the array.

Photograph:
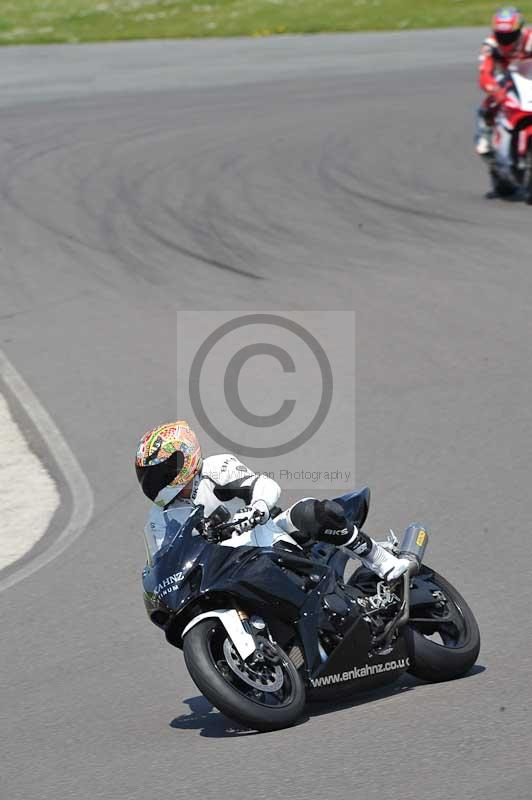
[{"x1": 135, "y1": 422, "x2": 410, "y2": 581}]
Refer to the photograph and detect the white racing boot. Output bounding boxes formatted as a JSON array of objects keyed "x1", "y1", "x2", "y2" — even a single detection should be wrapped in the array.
[
  {"x1": 356, "y1": 539, "x2": 412, "y2": 582},
  {"x1": 476, "y1": 133, "x2": 493, "y2": 157}
]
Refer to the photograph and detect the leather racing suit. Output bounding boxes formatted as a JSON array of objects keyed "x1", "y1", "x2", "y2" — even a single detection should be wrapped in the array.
[
  {"x1": 476, "y1": 28, "x2": 532, "y2": 154},
  {"x1": 145, "y1": 454, "x2": 410, "y2": 581}
]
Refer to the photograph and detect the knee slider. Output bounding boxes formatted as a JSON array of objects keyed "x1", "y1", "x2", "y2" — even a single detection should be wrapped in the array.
[
  {"x1": 289, "y1": 498, "x2": 347, "y2": 539},
  {"x1": 315, "y1": 499, "x2": 347, "y2": 531}
]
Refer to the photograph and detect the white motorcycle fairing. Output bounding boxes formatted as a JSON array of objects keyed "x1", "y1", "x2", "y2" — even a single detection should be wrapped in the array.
[
  {"x1": 181, "y1": 520, "x2": 300, "y2": 661},
  {"x1": 510, "y1": 64, "x2": 532, "y2": 112},
  {"x1": 181, "y1": 609, "x2": 257, "y2": 660},
  {"x1": 494, "y1": 62, "x2": 532, "y2": 177}
]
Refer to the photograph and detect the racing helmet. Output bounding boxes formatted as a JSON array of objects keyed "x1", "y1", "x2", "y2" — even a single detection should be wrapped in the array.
[
  {"x1": 135, "y1": 420, "x2": 202, "y2": 506},
  {"x1": 492, "y1": 7, "x2": 525, "y2": 56}
]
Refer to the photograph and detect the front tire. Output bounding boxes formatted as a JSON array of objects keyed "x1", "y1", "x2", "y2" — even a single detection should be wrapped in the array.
[
  {"x1": 405, "y1": 568, "x2": 480, "y2": 683},
  {"x1": 183, "y1": 619, "x2": 306, "y2": 732}
]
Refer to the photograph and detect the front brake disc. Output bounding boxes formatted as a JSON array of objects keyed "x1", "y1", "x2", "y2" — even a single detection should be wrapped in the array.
[{"x1": 222, "y1": 638, "x2": 284, "y2": 692}]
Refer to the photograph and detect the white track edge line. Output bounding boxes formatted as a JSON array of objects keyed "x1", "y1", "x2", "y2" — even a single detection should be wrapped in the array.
[{"x1": 0, "y1": 349, "x2": 94, "y2": 593}]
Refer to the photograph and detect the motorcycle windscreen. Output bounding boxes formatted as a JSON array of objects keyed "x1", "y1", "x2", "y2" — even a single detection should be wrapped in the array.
[
  {"x1": 142, "y1": 505, "x2": 211, "y2": 602},
  {"x1": 514, "y1": 60, "x2": 532, "y2": 80},
  {"x1": 510, "y1": 61, "x2": 532, "y2": 111},
  {"x1": 143, "y1": 504, "x2": 204, "y2": 563}
]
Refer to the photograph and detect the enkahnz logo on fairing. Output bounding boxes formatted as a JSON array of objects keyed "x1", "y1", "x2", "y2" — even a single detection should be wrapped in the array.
[
  {"x1": 310, "y1": 657, "x2": 410, "y2": 688},
  {"x1": 154, "y1": 571, "x2": 185, "y2": 598}
]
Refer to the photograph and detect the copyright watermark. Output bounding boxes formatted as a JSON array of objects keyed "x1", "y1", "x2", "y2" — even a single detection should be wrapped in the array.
[{"x1": 177, "y1": 311, "x2": 355, "y2": 492}]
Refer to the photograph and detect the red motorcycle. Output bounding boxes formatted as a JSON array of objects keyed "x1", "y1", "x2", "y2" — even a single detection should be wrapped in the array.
[{"x1": 490, "y1": 60, "x2": 532, "y2": 201}]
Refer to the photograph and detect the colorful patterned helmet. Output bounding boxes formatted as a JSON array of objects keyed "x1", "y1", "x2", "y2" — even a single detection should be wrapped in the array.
[
  {"x1": 492, "y1": 7, "x2": 525, "y2": 55},
  {"x1": 135, "y1": 421, "x2": 202, "y2": 505}
]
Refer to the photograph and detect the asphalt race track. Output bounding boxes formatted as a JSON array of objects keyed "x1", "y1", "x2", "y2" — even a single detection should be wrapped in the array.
[{"x1": 1, "y1": 29, "x2": 532, "y2": 800}]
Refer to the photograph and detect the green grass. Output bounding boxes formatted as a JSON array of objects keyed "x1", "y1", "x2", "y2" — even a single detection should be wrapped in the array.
[{"x1": 1, "y1": 1, "x2": 532, "y2": 45}]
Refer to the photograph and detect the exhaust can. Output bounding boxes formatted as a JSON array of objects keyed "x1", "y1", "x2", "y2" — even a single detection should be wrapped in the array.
[{"x1": 399, "y1": 523, "x2": 429, "y2": 572}]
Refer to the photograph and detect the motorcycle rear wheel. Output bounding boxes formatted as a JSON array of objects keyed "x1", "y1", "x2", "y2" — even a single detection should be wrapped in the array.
[
  {"x1": 490, "y1": 168, "x2": 515, "y2": 198},
  {"x1": 183, "y1": 619, "x2": 306, "y2": 732},
  {"x1": 405, "y1": 568, "x2": 480, "y2": 683}
]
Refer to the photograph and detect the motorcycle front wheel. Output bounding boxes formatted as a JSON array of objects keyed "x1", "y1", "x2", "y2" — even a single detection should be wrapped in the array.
[
  {"x1": 183, "y1": 619, "x2": 306, "y2": 732},
  {"x1": 405, "y1": 568, "x2": 480, "y2": 683}
]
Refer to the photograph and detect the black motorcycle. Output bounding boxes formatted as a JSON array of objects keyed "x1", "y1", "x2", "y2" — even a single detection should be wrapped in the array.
[{"x1": 142, "y1": 489, "x2": 480, "y2": 732}]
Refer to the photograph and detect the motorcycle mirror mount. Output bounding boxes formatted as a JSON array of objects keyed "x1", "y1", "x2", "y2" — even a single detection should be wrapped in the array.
[
  {"x1": 202, "y1": 504, "x2": 233, "y2": 543},
  {"x1": 207, "y1": 504, "x2": 231, "y2": 525}
]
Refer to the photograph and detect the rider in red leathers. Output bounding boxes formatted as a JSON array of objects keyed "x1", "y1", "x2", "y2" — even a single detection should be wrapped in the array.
[{"x1": 476, "y1": 7, "x2": 532, "y2": 157}]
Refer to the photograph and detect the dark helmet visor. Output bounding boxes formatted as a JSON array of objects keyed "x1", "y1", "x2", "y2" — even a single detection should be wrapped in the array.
[
  {"x1": 135, "y1": 450, "x2": 185, "y2": 501},
  {"x1": 495, "y1": 29, "x2": 521, "y2": 45}
]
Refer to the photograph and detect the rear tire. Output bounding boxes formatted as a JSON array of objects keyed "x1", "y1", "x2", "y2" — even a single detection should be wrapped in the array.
[
  {"x1": 405, "y1": 569, "x2": 480, "y2": 683},
  {"x1": 490, "y1": 168, "x2": 515, "y2": 197},
  {"x1": 183, "y1": 619, "x2": 306, "y2": 732}
]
